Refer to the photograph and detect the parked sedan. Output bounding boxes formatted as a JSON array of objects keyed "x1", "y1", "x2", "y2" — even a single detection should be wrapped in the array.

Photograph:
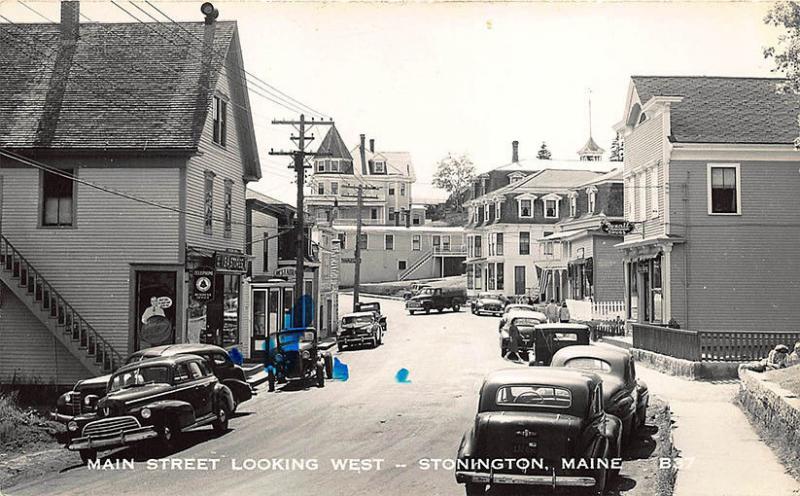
[
  {"x1": 338, "y1": 311, "x2": 383, "y2": 349},
  {"x1": 551, "y1": 345, "x2": 649, "y2": 445},
  {"x1": 455, "y1": 368, "x2": 622, "y2": 495},
  {"x1": 54, "y1": 344, "x2": 254, "y2": 422},
  {"x1": 470, "y1": 293, "x2": 505, "y2": 316}
]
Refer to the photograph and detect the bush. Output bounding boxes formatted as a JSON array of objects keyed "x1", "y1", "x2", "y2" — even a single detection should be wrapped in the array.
[{"x1": 0, "y1": 391, "x2": 64, "y2": 452}]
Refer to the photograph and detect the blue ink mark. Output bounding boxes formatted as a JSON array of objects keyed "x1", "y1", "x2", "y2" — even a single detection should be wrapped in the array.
[
  {"x1": 395, "y1": 368, "x2": 411, "y2": 383},
  {"x1": 229, "y1": 347, "x2": 243, "y2": 365},
  {"x1": 332, "y1": 357, "x2": 349, "y2": 381}
]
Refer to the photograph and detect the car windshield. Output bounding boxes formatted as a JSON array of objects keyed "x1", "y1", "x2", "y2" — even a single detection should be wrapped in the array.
[
  {"x1": 109, "y1": 365, "x2": 171, "y2": 392},
  {"x1": 513, "y1": 317, "x2": 543, "y2": 326},
  {"x1": 344, "y1": 315, "x2": 372, "y2": 324},
  {"x1": 563, "y1": 357, "x2": 613, "y2": 373},
  {"x1": 506, "y1": 305, "x2": 534, "y2": 313},
  {"x1": 496, "y1": 385, "x2": 572, "y2": 408}
]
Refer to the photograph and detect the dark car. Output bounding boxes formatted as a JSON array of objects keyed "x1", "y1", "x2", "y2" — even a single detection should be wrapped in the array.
[
  {"x1": 526, "y1": 323, "x2": 592, "y2": 366},
  {"x1": 65, "y1": 354, "x2": 235, "y2": 464},
  {"x1": 456, "y1": 368, "x2": 622, "y2": 496},
  {"x1": 338, "y1": 311, "x2": 384, "y2": 350},
  {"x1": 470, "y1": 293, "x2": 504, "y2": 316},
  {"x1": 354, "y1": 301, "x2": 388, "y2": 332},
  {"x1": 53, "y1": 344, "x2": 254, "y2": 422},
  {"x1": 551, "y1": 345, "x2": 649, "y2": 445},
  {"x1": 498, "y1": 311, "x2": 547, "y2": 357},
  {"x1": 266, "y1": 327, "x2": 331, "y2": 391},
  {"x1": 498, "y1": 304, "x2": 538, "y2": 331},
  {"x1": 406, "y1": 286, "x2": 466, "y2": 314}
]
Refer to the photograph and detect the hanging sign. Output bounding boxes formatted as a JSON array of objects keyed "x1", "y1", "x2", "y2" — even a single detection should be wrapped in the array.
[
  {"x1": 193, "y1": 267, "x2": 215, "y2": 302},
  {"x1": 601, "y1": 220, "x2": 635, "y2": 236}
]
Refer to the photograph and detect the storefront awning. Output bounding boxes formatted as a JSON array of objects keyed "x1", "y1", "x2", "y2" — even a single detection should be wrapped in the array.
[
  {"x1": 614, "y1": 235, "x2": 685, "y2": 251},
  {"x1": 540, "y1": 229, "x2": 585, "y2": 242},
  {"x1": 535, "y1": 260, "x2": 568, "y2": 271}
]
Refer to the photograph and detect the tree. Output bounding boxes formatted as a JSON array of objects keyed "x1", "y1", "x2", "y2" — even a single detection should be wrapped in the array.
[
  {"x1": 765, "y1": 1, "x2": 800, "y2": 147},
  {"x1": 609, "y1": 133, "x2": 624, "y2": 162},
  {"x1": 432, "y1": 153, "x2": 476, "y2": 212},
  {"x1": 536, "y1": 142, "x2": 552, "y2": 160}
]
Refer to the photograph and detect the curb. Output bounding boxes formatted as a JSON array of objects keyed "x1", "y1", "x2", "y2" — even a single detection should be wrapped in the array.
[{"x1": 629, "y1": 348, "x2": 742, "y2": 381}]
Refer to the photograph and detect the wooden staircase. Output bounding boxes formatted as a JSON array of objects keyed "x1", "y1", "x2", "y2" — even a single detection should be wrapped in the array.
[
  {"x1": 0, "y1": 234, "x2": 123, "y2": 376},
  {"x1": 399, "y1": 250, "x2": 433, "y2": 281}
]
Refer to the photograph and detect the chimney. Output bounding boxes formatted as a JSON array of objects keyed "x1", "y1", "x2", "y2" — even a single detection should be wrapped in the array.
[
  {"x1": 359, "y1": 134, "x2": 367, "y2": 175},
  {"x1": 201, "y1": 2, "x2": 219, "y2": 25},
  {"x1": 369, "y1": 139, "x2": 375, "y2": 153},
  {"x1": 512, "y1": 140, "x2": 519, "y2": 163},
  {"x1": 60, "y1": 1, "x2": 80, "y2": 42}
]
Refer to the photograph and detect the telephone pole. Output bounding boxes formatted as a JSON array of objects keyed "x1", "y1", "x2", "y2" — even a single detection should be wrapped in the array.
[
  {"x1": 270, "y1": 114, "x2": 334, "y2": 328},
  {"x1": 341, "y1": 183, "x2": 379, "y2": 311}
]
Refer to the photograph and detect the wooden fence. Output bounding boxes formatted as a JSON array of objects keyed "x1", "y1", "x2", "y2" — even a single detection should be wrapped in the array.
[{"x1": 632, "y1": 323, "x2": 800, "y2": 362}]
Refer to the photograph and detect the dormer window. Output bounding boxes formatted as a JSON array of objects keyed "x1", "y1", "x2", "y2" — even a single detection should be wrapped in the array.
[
  {"x1": 542, "y1": 193, "x2": 561, "y2": 219},
  {"x1": 508, "y1": 172, "x2": 525, "y2": 184},
  {"x1": 374, "y1": 160, "x2": 385, "y2": 173},
  {"x1": 330, "y1": 159, "x2": 340, "y2": 173},
  {"x1": 495, "y1": 199, "x2": 503, "y2": 220},
  {"x1": 569, "y1": 193, "x2": 577, "y2": 217},
  {"x1": 515, "y1": 193, "x2": 536, "y2": 219},
  {"x1": 316, "y1": 160, "x2": 328, "y2": 173},
  {"x1": 586, "y1": 186, "x2": 598, "y2": 214},
  {"x1": 638, "y1": 112, "x2": 648, "y2": 124}
]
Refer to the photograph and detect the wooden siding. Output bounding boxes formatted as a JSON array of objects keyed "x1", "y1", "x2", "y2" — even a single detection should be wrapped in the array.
[
  {"x1": 623, "y1": 113, "x2": 665, "y2": 241},
  {"x1": 592, "y1": 235, "x2": 625, "y2": 302},
  {"x1": 668, "y1": 159, "x2": 800, "y2": 331},
  {"x1": 185, "y1": 49, "x2": 247, "y2": 254},
  {"x1": 0, "y1": 281, "x2": 92, "y2": 385},
  {"x1": 0, "y1": 165, "x2": 181, "y2": 356},
  {"x1": 249, "y1": 209, "x2": 279, "y2": 276}
]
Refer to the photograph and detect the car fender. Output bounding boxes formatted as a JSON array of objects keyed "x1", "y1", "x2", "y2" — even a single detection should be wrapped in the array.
[
  {"x1": 603, "y1": 414, "x2": 623, "y2": 458},
  {"x1": 214, "y1": 383, "x2": 236, "y2": 413},
  {"x1": 140, "y1": 400, "x2": 195, "y2": 429},
  {"x1": 222, "y1": 378, "x2": 252, "y2": 404}
]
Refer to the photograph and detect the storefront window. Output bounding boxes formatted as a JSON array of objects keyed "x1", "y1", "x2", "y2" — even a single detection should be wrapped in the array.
[
  {"x1": 222, "y1": 274, "x2": 240, "y2": 347},
  {"x1": 628, "y1": 262, "x2": 638, "y2": 320},
  {"x1": 488, "y1": 264, "x2": 495, "y2": 290},
  {"x1": 135, "y1": 271, "x2": 177, "y2": 351},
  {"x1": 651, "y1": 255, "x2": 663, "y2": 323},
  {"x1": 497, "y1": 263, "x2": 504, "y2": 291}
]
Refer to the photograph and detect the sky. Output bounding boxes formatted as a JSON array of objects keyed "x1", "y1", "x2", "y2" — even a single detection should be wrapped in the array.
[{"x1": 0, "y1": 1, "x2": 783, "y2": 205}]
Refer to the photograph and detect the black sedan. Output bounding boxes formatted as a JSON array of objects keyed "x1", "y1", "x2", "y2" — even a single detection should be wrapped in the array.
[{"x1": 551, "y1": 345, "x2": 649, "y2": 445}]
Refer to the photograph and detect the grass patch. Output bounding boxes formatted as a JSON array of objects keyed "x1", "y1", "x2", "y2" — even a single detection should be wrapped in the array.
[
  {"x1": 0, "y1": 391, "x2": 64, "y2": 454},
  {"x1": 762, "y1": 366, "x2": 800, "y2": 397}
]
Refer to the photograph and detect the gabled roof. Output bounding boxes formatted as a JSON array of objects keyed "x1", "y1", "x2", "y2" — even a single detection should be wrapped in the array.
[
  {"x1": 630, "y1": 76, "x2": 800, "y2": 144},
  {"x1": 351, "y1": 144, "x2": 416, "y2": 180},
  {"x1": 576, "y1": 167, "x2": 623, "y2": 188},
  {"x1": 578, "y1": 136, "x2": 605, "y2": 155},
  {"x1": 0, "y1": 19, "x2": 260, "y2": 178},
  {"x1": 316, "y1": 125, "x2": 353, "y2": 161}
]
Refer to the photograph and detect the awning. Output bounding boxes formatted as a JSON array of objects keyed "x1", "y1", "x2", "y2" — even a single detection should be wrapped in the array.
[
  {"x1": 540, "y1": 229, "x2": 585, "y2": 242},
  {"x1": 534, "y1": 260, "x2": 568, "y2": 271}
]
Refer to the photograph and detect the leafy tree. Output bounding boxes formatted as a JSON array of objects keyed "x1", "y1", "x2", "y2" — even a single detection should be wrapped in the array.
[
  {"x1": 765, "y1": 1, "x2": 800, "y2": 146},
  {"x1": 536, "y1": 142, "x2": 552, "y2": 160},
  {"x1": 609, "y1": 134, "x2": 624, "y2": 162},
  {"x1": 432, "y1": 153, "x2": 476, "y2": 212}
]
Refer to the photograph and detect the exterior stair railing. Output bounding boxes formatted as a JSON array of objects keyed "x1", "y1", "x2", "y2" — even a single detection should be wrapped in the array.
[{"x1": 399, "y1": 250, "x2": 433, "y2": 281}]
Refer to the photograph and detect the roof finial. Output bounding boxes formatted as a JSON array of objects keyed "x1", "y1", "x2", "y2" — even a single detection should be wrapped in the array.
[{"x1": 588, "y1": 87, "x2": 593, "y2": 139}]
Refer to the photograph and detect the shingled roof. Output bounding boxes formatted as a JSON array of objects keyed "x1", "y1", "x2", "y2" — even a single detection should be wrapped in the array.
[
  {"x1": 316, "y1": 125, "x2": 352, "y2": 161},
  {"x1": 631, "y1": 76, "x2": 800, "y2": 144},
  {"x1": 0, "y1": 19, "x2": 250, "y2": 153}
]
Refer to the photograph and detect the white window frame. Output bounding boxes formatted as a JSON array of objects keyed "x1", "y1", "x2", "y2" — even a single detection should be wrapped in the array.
[
  {"x1": 374, "y1": 160, "x2": 385, "y2": 173},
  {"x1": 330, "y1": 159, "x2": 340, "y2": 173},
  {"x1": 586, "y1": 186, "x2": 597, "y2": 215},
  {"x1": 398, "y1": 260, "x2": 407, "y2": 271},
  {"x1": 508, "y1": 172, "x2": 525, "y2": 183},
  {"x1": 385, "y1": 234, "x2": 394, "y2": 250},
  {"x1": 412, "y1": 234, "x2": 421, "y2": 251},
  {"x1": 317, "y1": 160, "x2": 326, "y2": 173},
  {"x1": 542, "y1": 193, "x2": 561, "y2": 219},
  {"x1": 637, "y1": 173, "x2": 646, "y2": 221},
  {"x1": 518, "y1": 199, "x2": 533, "y2": 218},
  {"x1": 331, "y1": 181, "x2": 339, "y2": 195},
  {"x1": 649, "y1": 168, "x2": 659, "y2": 219},
  {"x1": 400, "y1": 183, "x2": 406, "y2": 196},
  {"x1": 495, "y1": 200, "x2": 502, "y2": 220},
  {"x1": 317, "y1": 181, "x2": 325, "y2": 195},
  {"x1": 707, "y1": 163, "x2": 741, "y2": 216},
  {"x1": 568, "y1": 193, "x2": 577, "y2": 217}
]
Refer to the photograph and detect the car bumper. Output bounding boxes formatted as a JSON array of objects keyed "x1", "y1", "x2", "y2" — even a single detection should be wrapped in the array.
[
  {"x1": 67, "y1": 426, "x2": 159, "y2": 451},
  {"x1": 338, "y1": 335, "x2": 374, "y2": 345},
  {"x1": 456, "y1": 471, "x2": 595, "y2": 487},
  {"x1": 51, "y1": 412, "x2": 76, "y2": 423},
  {"x1": 476, "y1": 308, "x2": 503, "y2": 315}
]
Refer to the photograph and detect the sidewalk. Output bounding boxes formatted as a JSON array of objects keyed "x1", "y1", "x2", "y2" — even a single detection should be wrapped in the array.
[{"x1": 635, "y1": 364, "x2": 800, "y2": 496}]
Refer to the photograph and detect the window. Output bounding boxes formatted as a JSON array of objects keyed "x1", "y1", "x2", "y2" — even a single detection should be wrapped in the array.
[
  {"x1": 389, "y1": 186, "x2": 395, "y2": 196},
  {"x1": 337, "y1": 232, "x2": 346, "y2": 249},
  {"x1": 496, "y1": 385, "x2": 572, "y2": 409},
  {"x1": 385, "y1": 234, "x2": 394, "y2": 250},
  {"x1": 544, "y1": 199, "x2": 558, "y2": 219},
  {"x1": 370, "y1": 208, "x2": 378, "y2": 220},
  {"x1": 412, "y1": 215, "x2": 421, "y2": 225},
  {"x1": 587, "y1": 186, "x2": 597, "y2": 215},
  {"x1": 488, "y1": 263, "x2": 495, "y2": 290},
  {"x1": 331, "y1": 182, "x2": 339, "y2": 195},
  {"x1": 649, "y1": 169, "x2": 659, "y2": 219},
  {"x1": 374, "y1": 160, "x2": 385, "y2": 173},
  {"x1": 496, "y1": 233, "x2": 504, "y2": 255},
  {"x1": 638, "y1": 174, "x2": 646, "y2": 221},
  {"x1": 41, "y1": 169, "x2": 74, "y2": 226},
  {"x1": 400, "y1": 183, "x2": 406, "y2": 196},
  {"x1": 708, "y1": 164, "x2": 740, "y2": 215},
  {"x1": 388, "y1": 207, "x2": 395, "y2": 221},
  {"x1": 475, "y1": 235, "x2": 482, "y2": 257},
  {"x1": 519, "y1": 199, "x2": 532, "y2": 218},
  {"x1": 544, "y1": 242, "x2": 553, "y2": 256},
  {"x1": 398, "y1": 260, "x2": 407, "y2": 271},
  {"x1": 519, "y1": 232, "x2": 530, "y2": 255},
  {"x1": 358, "y1": 233, "x2": 368, "y2": 250},
  {"x1": 174, "y1": 364, "x2": 191, "y2": 383},
  {"x1": 496, "y1": 262, "x2": 504, "y2": 290},
  {"x1": 569, "y1": 194, "x2": 577, "y2": 217},
  {"x1": 212, "y1": 95, "x2": 227, "y2": 146},
  {"x1": 330, "y1": 159, "x2": 340, "y2": 173},
  {"x1": 442, "y1": 236, "x2": 451, "y2": 251},
  {"x1": 317, "y1": 160, "x2": 326, "y2": 173},
  {"x1": 187, "y1": 362, "x2": 204, "y2": 380},
  {"x1": 412, "y1": 234, "x2": 421, "y2": 251},
  {"x1": 509, "y1": 172, "x2": 525, "y2": 183},
  {"x1": 496, "y1": 200, "x2": 503, "y2": 220},
  {"x1": 318, "y1": 182, "x2": 325, "y2": 195},
  {"x1": 262, "y1": 232, "x2": 270, "y2": 272},
  {"x1": 204, "y1": 171, "x2": 214, "y2": 235},
  {"x1": 223, "y1": 179, "x2": 233, "y2": 238}
]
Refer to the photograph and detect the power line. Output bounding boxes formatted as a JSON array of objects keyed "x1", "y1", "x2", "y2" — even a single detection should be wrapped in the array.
[
  {"x1": 142, "y1": 0, "x2": 328, "y2": 120},
  {"x1": 16, "y1": 0, "x2": 54, "y2": 22}
]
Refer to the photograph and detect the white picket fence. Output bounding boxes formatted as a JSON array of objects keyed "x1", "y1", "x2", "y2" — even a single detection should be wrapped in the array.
[{"x1": 566, "y1": 299, "x2": 625, "y2": 321}]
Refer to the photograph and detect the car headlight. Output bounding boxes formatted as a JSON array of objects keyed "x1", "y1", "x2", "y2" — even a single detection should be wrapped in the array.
[
  {"x1": 83, "y1": 396, "x2": 92, "y2": 406},
  {"x1": 68, "y1": 421, "x2": 78, "y2": 432},
  {"x1": 141, "y1": 408, "x2": 152, "y2": 419},
  {"x1": 64, "y1": 393, "x2": 72, "y2": 403},
  {"x1": 302, "y1": 350, "x2": 310, "y2": 359}
]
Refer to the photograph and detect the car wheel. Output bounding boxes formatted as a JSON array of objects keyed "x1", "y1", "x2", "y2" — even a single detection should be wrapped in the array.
[
  {"x1": 500, "y1": 346, "x2": 507, "y2": 358},
  {"x1": 79, "y1": 449, "x2": 97, "y2": 465},
  {"x1": 408, "y1": 310, "x2": 415, "y2": 315},
  {"x1": 424, "y1": 307, "x2": 431, "y2": 314},
  {"x1": 324, "y1": 354, "x2": 333, "y2": 379},
  {"x1": 213, "y1": 403, "x2": 230, "y2": 434},
  {"x1": 159, "y1": 421, "x2": 180, "y2": 452},
  {"x1": 453, "y1": 304, "x2": 460, "y2": 312},
  {"x1": 316, "y1": 362, "x2": 325, "y2": 388},
  {"x1": 464, "y1": 482, "x2": 485, "y2": 495}
]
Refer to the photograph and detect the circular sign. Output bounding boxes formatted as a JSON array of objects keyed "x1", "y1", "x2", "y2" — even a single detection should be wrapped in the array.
[
  {"x1": 157, "y1": 296, "x2": 173, "y2": 309},
  {"x1": 195, "y1": 276, "x2": 212, "y2": 293}
]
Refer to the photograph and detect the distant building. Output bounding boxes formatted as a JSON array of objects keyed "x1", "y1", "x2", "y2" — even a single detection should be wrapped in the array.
[
  {"x1": 464, "y1": 141, "x2": 612, "y2": 298},
  {"x1": 306, "y1": 127, "x2": 465, "y2": 284},
  {"x1": 0, "y1": 3, "x2": 259, "y2": 384},
  {"x1": 615, "y1": 75, "x2": 800, "y2": 331}
]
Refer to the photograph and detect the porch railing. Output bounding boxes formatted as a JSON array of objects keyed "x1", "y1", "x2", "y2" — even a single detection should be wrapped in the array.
[{"x1": 632, "y1": 323, "x2": 800, "y2": 362}]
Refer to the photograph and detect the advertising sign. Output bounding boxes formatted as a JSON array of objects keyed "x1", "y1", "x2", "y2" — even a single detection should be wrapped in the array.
[{"x1": 193, "y1": 267, "x2": 215, "y2": 302}]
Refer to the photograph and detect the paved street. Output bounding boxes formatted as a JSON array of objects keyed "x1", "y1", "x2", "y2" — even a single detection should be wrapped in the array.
[{"x1": 6, "y1": 295, "x2": 798, "y2": 496}]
